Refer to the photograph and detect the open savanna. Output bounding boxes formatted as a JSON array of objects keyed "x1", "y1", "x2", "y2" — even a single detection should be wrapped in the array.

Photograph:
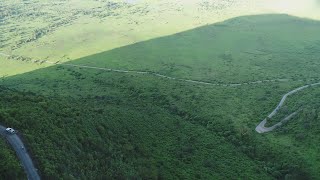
[
  {"x1": 1, "y1": 0, "x2": 320, "y2": 77},
  {"x1": 1, "y1": 14, "x2": 320, "y2": 179}
]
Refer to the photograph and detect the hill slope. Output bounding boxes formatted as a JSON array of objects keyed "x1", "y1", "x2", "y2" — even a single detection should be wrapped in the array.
[{"x1": 1, "y1": 14, "x2": 320, "y2": 179}]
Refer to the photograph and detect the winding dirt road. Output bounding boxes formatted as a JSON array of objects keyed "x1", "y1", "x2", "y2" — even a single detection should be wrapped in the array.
[
  {"x1": 1, "y1": 52, "x2": 320, "y2": 174},
  {"x1": 0, "y1": 52, "x2": 305, "y2": 87},
  {"x1": 256, "y1": 82, "x2": 320, "y2": 133},
  {"x1": 57, "y1": 62, "x2": 295, "y2": 87},
  {"x1": 54, "y1": 60, "x2": 320, "y2": 133}
]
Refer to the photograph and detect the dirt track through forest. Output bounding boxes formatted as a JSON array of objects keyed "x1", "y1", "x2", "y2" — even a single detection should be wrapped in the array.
[{"x1": 1, "y1": 52, "x2": 320, "y2": 134}]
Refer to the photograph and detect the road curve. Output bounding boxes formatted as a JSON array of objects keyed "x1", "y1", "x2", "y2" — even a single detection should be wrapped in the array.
[
  {"x1": 2, "y1": 52, "x2": 320, "y2": 133},
  {"x1": 256, "y1": 82, "x2": 320, "y2": 133},
  {"x1": 0, "y1": 125, "x2": 40, "y2": 180}
]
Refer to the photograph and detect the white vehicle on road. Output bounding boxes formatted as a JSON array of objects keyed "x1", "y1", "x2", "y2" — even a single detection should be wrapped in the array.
[{"x1": 6, "y1": 127, "x2": 16, "y2": 134}]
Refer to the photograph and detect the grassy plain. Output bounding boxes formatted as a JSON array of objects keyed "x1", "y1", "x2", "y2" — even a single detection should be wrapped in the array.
[
  {"x1": 69, "y1": 14, "x2": 320, "y2": 83},
  {"x1": 0, "y1": 14, "x2": 320, "y2": 179},
  {"x1": 1, "y1": 0, "x2": 320, "y2": 77}
]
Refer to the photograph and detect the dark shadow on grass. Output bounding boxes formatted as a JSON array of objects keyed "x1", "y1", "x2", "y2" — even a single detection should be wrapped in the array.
[
  {"x1": 2, "y1": 14, "x2": 320, "y2": 85},
  {"x1": 0, "y1": 14, "x2": 319, "y2": 179}
]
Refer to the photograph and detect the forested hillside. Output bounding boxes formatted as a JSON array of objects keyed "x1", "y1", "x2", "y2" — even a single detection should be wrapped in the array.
[
  {"x1": 0, "y1": 80, "x2": 314, "y2": 179},
  {"x1": 0, "y1": 137, "x2": 25, "y2": 179},
  {"x1": 1, "y1": 14, "x2": 320, "y2": 179}
]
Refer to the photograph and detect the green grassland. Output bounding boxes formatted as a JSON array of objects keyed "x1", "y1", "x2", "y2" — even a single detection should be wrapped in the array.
[
  {"x1": 1, "y1": 0, "x2": 259, "y2": 77},
  {"x1": 68, "y1": 14, "x2": 320, "y2": 83},
  {"x1": 0, "y1": 0, "x2": 263, "y2": 52},
  {"x1": 0, "y1": 14, "x2": 320, "y2": 179},
  {"x1": 1, "y1": 0, "x2": 319, "y2": 77},
  {"x1": 0, "y1": 56, "x2": 49, "y2": 78}
]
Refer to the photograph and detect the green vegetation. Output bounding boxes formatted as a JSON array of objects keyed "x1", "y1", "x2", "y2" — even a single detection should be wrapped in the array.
[
  {"x1": 0, "y1": 0, "x2": 258, "y2": 77},
  {"x1": 0, "y1": 76, "x2": 313, "y2": 179},
  {"x1": 2, "y1": 0, "x2": 319, "y2": 77},
  {"x1": 0, "y1": 14, "x2": 320, "y2": 179},
  {"x1": 0, "y1": 136, "x2": 25, "y2": 179},
  {"x1": 267, "y1": 86, "x2": 320, "y2": 177},
  {"x1": 0, "y1": 0, "x2": 257, "y2": 77},
  {"x1": 70, "y1": 14, "x2": 320, "y2": 84}
]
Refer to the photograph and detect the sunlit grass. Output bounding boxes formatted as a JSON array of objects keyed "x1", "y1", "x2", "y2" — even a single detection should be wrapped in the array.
[{"x1": 1, "y1": 0, "x2": 319, "y2": 77}]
